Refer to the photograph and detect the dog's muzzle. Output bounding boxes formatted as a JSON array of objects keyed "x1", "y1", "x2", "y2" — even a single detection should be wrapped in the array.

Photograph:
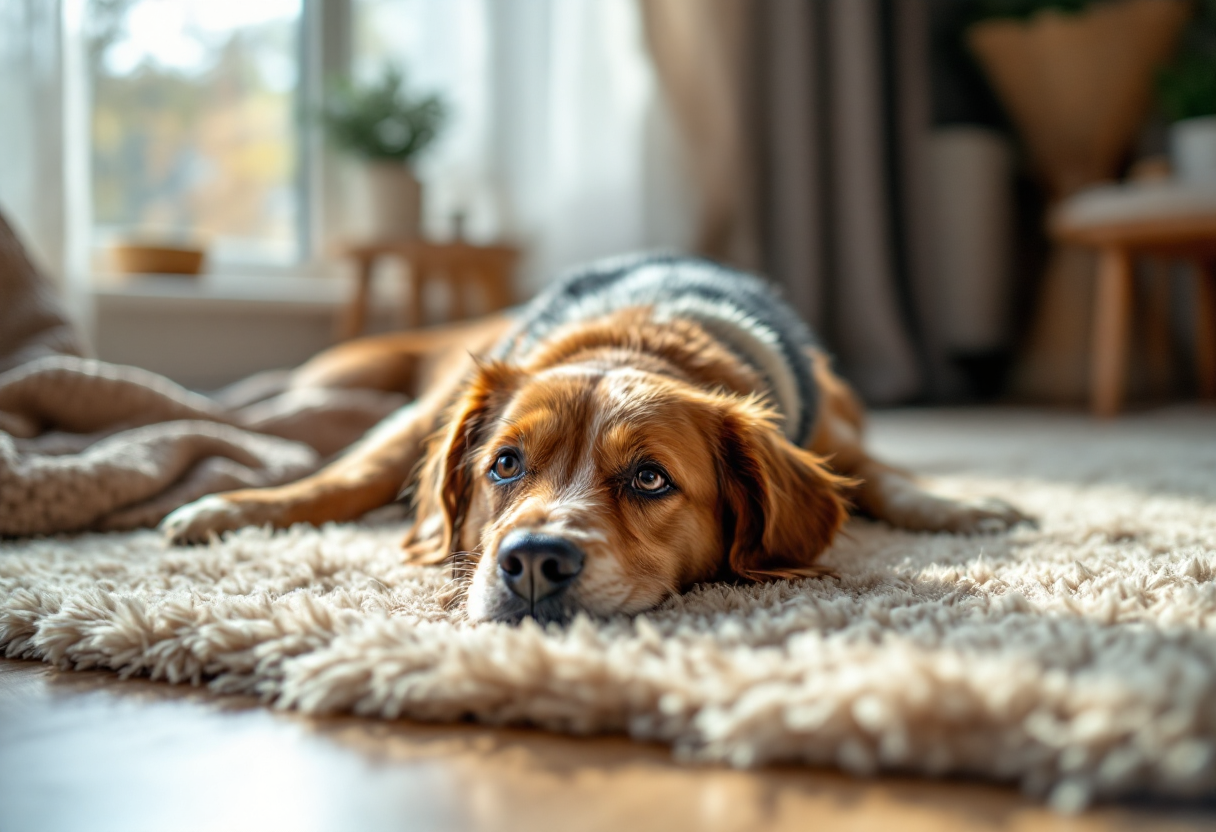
[{"x1": 495, "y1": 530, "x2": 584, "y2": 622}]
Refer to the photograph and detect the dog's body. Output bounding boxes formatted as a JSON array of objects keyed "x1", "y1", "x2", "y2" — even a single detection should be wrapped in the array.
[{"x1": 164, "y1": 255, "x2": 1023, "y2": 622}]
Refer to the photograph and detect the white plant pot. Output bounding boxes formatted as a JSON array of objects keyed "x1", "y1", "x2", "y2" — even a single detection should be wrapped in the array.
[
  {"x1": 364, "y1": 162, "x2": 423, "y2": 240},
  {"x1": 1170, "y1": 116, "x2": 1216, "y2": 186}
]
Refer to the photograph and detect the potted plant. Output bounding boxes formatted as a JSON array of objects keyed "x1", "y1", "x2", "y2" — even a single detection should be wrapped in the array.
[
  {"x1": 320, "y1": 66, "x2": 447, "y2": 240},
  {"x1": 1157, "y1": 0, "x2": 1216, "y2": 184}
]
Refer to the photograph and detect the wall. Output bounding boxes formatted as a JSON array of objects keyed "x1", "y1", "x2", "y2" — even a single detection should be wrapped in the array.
[{"x1": 91, "y1": 273, "x2": 397, "y2": 391}]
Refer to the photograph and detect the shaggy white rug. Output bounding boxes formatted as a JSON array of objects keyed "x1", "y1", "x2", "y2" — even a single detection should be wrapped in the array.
[{"x1": 3, "y1": 407, "x2": 1215, "y2": 812}]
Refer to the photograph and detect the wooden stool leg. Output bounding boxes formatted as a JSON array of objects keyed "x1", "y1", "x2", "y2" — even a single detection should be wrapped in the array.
[
  {"x1": 1091, "y1": 247, "x2": 1134, "y2": 418},
  {"x1": 1195, "y1": 258, "x2": 1216, "y2": 401},
  {"x1": 338, "y1": 256, "x2": 373, "y2": 341},
  {"x1": 1143, "y1": 259, "x2": 1176, "y2": 401},
  {"x1": 450, "y1": 271, "x2": 469, "y2": 321},
  {"x1": 403, "y1": 265, "x2": 424, "y2": 330}
]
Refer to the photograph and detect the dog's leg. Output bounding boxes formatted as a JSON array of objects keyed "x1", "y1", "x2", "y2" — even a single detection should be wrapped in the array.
[
  {"x1": 161, "y1": 371, "x2": 464, "y2": 545},
  {"x1": 163, "y1": 319, "x2": 512, "y2": 544},
  {"x1": 847, "y1": 457, "x2": 1027, "y2": 533},
  {"x1": 807, "y1": 349, "x2": 1028, "y2": 534}
]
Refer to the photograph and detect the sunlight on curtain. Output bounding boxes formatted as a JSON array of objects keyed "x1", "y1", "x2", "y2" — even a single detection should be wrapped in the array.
[
  {"x1": 353, "y1": 0, "x2": 695, "y2": 294},
  {"x1": 0, "y1": 0, "x2": 96, "y2": 339},
  {"x1": 0, "y1": 0, "x2": 64, "y2": 278}
]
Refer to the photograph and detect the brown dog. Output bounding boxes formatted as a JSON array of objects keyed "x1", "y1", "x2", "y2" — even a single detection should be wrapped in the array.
[{"x1": 164, "y1": 255, "x2": 1024, "y2": 623}]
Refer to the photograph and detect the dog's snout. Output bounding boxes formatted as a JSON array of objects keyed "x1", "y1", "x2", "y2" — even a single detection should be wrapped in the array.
[{"x1": 496, "y1": 531, "x2": 584, "y2": 605}]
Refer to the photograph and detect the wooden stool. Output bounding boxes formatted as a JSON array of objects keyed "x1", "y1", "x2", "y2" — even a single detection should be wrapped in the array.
[
  {"x1": 1052, "y1": 201, "x2": 1216, "y2": 417},
  {"x1": 337, "y1": 241, "x2": 519, "y2": 340}
]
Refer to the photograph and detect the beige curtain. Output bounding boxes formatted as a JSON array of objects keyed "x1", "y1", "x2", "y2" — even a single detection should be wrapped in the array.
[
  {"x1": 638, "y1": 0, "x2": 759, "y2": 269},
  {"x1": 0, "y1": 0, "x2": 67, "y2": 284},
  {"x1": 640, "y1": 0, "x2": 946, "y2": 404}
]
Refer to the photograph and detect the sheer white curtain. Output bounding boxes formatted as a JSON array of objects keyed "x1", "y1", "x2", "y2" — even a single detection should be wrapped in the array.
[
  {"x1": 0, "y1": 0, "x2": 90, "y2": 331},
  {"x1": 357, "y1": 0, "x2": 695, "y2": 295},
  {"x1": 0, "y1": 0, "x2": 66, "y2": 279}
]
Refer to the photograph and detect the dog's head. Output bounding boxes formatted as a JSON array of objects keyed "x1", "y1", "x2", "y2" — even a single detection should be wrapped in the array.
[{"x1": 415, "y1": 358, "x2": 848, "y2": 623}]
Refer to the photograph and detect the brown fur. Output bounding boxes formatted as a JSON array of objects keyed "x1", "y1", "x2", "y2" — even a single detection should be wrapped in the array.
[
  {"x1": 718, "y1": 402, "x2": 851, "y2": 581},
  {"x1": 163, "y1": 305, "x2": 1027, "y2": 621}
]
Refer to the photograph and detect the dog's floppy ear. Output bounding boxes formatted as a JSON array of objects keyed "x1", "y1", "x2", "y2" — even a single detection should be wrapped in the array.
[
  {"x1": 718, "y1": 401, "x2": 849, "y2": 581},
  {"x1": 410, "y1": 360, "x2": 521, "y2": 561}
]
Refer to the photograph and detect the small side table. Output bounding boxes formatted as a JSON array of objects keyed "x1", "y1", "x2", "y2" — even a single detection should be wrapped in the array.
[
  {"x1": 337, "y1": 240, "x2": 519, "y2": 340},
  {"x1": 1052, "y1": 188, "x2": 1216, "y2": 417}
]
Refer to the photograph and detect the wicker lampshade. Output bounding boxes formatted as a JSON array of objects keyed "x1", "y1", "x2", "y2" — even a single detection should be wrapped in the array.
[{"x1": 968, "y1": 0, "x2": 1190, "y2": 201}]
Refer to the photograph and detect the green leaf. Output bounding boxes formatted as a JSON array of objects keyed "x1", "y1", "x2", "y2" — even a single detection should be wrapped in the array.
[
  {"x1": 1156, "y1": 0, "x2": 1216, "y2": 122},
  {"x1": 316, "y1": 65, "x2": 448, "y2": 163}
]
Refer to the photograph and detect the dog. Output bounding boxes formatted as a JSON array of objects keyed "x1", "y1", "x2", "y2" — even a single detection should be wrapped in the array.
[{"x1": 163, "y1": 254, "x2": 1025, "y2": 623}]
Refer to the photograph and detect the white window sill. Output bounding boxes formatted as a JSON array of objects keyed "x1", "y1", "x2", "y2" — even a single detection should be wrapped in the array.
[
  {"x1": 90, "y1": 272, "x2": 363, "y2": 314},
  {"x1": 88, "y1": 272, "x2": 401, "y2": 389}
]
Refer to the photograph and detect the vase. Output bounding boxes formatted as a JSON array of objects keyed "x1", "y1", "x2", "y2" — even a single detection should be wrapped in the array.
[
  {"x1": 364, "y1": 162, "x2": 423, "y2": 241},
  {"x1": 1170, "y1": 116, "x2": 1216, "y2": 186}
]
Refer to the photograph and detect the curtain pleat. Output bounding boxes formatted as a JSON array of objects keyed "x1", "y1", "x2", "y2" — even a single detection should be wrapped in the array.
[{"x1": 641, "y1": 0, "x2": 942, "y2": 404}]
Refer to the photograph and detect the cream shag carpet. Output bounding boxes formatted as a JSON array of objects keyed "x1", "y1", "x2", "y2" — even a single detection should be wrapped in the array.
[{"x1": 3, "y1": 408, "x2": 1215, "y2": 811}]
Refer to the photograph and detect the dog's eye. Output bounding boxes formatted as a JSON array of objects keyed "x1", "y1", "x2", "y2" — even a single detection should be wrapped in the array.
[
  {"x1": 632, "y1": 466, "x2": 671, "y2": 494},
  {"x1": 490, "y1": 450, "x2": 524, "y2": 482}
]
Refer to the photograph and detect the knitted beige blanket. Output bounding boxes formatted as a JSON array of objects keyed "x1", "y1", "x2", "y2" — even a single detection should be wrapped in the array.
[{"x1": 0, "y1": 212, "x2": 406, "y2": 536}]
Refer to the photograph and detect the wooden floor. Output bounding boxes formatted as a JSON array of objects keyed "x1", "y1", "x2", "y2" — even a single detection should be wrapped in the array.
[{"x1": 1, "y1": 660, "x2": 1213, "y2": 832}]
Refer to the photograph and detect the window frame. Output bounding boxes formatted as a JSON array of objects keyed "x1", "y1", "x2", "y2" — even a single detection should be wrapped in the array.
[{"x1": 75, "y1": 0, "x2": 356, "y2": 282}]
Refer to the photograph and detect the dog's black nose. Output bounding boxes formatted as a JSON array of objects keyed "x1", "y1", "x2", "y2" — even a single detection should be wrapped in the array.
[{"x1": 496, "y1": 531, "x2": 584, "y2": 605}]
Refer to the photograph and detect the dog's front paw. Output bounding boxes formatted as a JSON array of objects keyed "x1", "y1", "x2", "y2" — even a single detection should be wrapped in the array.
[
  {"x1": 160, "y1": 494, "x2": 278, "y2": 545},
  {"x1": 934, "y1": 497, "x2": 1031, "y2": 534}
]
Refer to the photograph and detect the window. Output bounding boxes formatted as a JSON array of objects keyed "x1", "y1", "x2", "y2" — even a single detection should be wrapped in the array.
[
  {"x1": 46, "y1": 0, "x2": 688, "y2": 288},
  {"x1": 351, "y1": 0, "x2": 491, "y2": 241},
  {"x1": 86, "y1": 0, "x2": 304, "y2": 266}
]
